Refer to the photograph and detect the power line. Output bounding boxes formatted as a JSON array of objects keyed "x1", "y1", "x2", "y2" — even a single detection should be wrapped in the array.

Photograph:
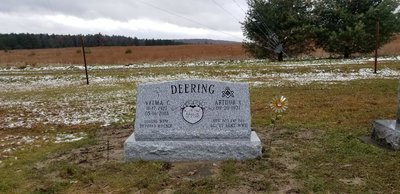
[
  {"x1": 254, "y1": 13, "x2": 281, "y2": 46},
  {"x1": 211, "y1": 0, "x2": 241, "y2": 22},
  {"x1": 233, "y1": 0, "x2": 278, "y2": 43},
  {"x1": 232, "y1": 0, "x2": 247, "y2": 15},
  {"x1": 233, "y1": 0, "x2": 278, "y2": 49},
  {"x1": 233, "y1": 0, "x2": 286, "y2": 55},
  {"x1": 136, "y1": 0, "x2": 244, "y2": 41},
  {"x1": 210, "y1": 0, "x2": 256, "y2": 42},
  {"x1": 252, "y1": 10, "x2": 281, "y2": 45}
]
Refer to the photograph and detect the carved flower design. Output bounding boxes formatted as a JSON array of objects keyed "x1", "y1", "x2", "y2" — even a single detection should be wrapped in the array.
[{"x1": 269, "y1": 96, "x2": 288, "y2": 113}]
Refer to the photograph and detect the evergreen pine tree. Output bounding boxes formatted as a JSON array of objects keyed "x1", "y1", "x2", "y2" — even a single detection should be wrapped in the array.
[
  {"x1": 242, "y1": 0, "x2": 315, "y2": 61},
  {"x1": 314, "y1": 0, "x2": 400, "y2": 58}
]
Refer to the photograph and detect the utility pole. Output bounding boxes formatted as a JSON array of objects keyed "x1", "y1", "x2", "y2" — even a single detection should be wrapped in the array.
[
  {"x1": 81, "y1": 35, "x2": 89, "y2": 85},
  {"x1": 374, "y1": 21, "x2": 380, "y2": 74}
]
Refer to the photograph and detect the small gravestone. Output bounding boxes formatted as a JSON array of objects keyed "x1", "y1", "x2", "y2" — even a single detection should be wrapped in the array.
[
  {"x1": 371, "y1": 83, "x2": 400, "y2": 150},
  {"x1": 124, "y1": 79, "x2": 262, "y2": 161}
]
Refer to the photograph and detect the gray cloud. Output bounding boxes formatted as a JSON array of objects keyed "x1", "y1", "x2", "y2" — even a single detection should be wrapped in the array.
[{"x1": 0, "y1": 0, "x2": 249, "y2": 41}]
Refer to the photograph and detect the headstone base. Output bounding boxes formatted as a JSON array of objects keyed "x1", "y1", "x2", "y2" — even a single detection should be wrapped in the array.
[
  {"x1": 124, "y1": 132, "x2": 262, "y2": 161},
  {"x1": 371, "y1": 120, "x2": 400, "y2": 150}
]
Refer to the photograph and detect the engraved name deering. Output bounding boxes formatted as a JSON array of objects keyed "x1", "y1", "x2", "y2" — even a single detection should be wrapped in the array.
[{"x1": 171, "y1": 83, "x2": 215, "y2": 94}]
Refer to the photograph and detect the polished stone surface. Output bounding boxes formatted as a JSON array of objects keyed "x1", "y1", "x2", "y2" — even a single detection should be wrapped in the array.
[{"x1": 134, "y1": 79, "x2": 251, "y2": 141}]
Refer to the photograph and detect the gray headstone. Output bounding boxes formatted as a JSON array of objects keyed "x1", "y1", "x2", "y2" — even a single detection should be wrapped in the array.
[
  {"x1": 371, "y1": 81, "x2": 400, "y2": 150},
  {"x1": 397, "y1": 83, "x2": 400, "y2": 128},
  {"x1": 124, "y1": 79, "x2": 262, "y2": 161},
  {"x1": 372, "y1": 120, "x2": 400, "y2": 150}
]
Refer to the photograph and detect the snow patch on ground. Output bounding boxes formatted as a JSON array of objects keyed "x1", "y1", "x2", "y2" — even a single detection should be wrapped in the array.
[
  {"x1": 273, "y1": 68, "x2": 400, "y2": 85},
  {"x1": 0, "y1": 89, "x2": 135, "y2": 129},
  {"x1": 54, "y1": 132, "x2": 87, "y2": 143},
  {"x1": 1, "y1": 57, "x2": 400, "y2": 129},
  {"x1": 1, "y1": 57, "x2": 399, "y2": 92},
  {"x1": 1, "y1": 56, "x2": 398, "y2": 73},
  {"x1": 0, "y1": 133, "x2": 87, "y2": 159}
]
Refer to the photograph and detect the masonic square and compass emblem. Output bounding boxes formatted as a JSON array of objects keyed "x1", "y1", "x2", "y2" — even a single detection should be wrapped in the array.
[{"x1": 222, "y1": 87, "x2": 234, "y2": 98}]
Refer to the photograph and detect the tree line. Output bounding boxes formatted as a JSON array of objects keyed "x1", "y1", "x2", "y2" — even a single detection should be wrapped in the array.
[
  {"x1": 243, "y1": 0, "x2": 400, "y2": 60},
  {"x1": 0, "y1": 33, "x2": 184, "y2": 50}
]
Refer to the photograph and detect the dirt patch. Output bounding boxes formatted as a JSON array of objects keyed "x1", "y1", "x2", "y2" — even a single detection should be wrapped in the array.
[
  {"x1": 339, "y1": 177, "x2": 365, "y2": 186},
  {"x1": 250, "y1": 127, "x2": 306, "y2": 193},
  {"x1": 224, "y1": 185, "x2": 259, "y2": 194},
  {"x1": 168, "y1": 162, "x2": 219, "y2": 180},
  {"x1": 253, "y1": 127, "x2": 326, "y2": 193},
  {"x1": 294, "y1": 128, "x2": 325, "y2": 140},
  {"x1": 35, "y1": 127, "x2": 131, "y2": 169}
]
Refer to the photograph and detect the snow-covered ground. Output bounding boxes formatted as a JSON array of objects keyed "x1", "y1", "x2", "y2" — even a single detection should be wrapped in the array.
[
  {"x1": 0, "y1": 132, "x2": 87, "y2": 160},
  {"x1": 1, "y1": 57, "x2": 400, "y2": 129},
  {"x1": 1, "y1": 57, "x2": 400, "y2": 92},
  {"x1": 0, "y1": 89, "x2": 136, "y2": 129}
]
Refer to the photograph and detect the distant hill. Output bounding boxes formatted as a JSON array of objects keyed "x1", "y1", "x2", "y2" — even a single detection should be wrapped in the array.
[
  {"x1": 174, "y1": 39, "x2": 240, "y2": 45},
  {"x1": 0, "y1": 33, "x2": 241, "y2": 50},
  {"x1": 0, "y1": 33, "x2": 184, "y2": 50}
]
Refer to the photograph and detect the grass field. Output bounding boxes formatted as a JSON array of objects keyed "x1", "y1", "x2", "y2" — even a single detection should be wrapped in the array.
[
  {"x1": 1, "y1": 52, "x2": 400, "y2": 193},
  {"x1": 0, "y1": 33, "x2": 399, "y2": 67},
  {"x1": 0, "y1": 44, "x2": 248, "y2": 67}
]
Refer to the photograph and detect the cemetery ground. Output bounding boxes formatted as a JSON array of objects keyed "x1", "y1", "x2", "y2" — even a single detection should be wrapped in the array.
[{"x1": 1, "y1": 55, "x2": 400, "y2": 193}]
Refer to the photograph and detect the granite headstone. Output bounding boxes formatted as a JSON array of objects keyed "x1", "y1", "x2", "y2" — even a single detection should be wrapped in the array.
[
  {"x1": 371, "y1": 82, "x2": 400, "y2": 150},
  {"x1": 124, "y1": 79, "x2": 262, "y2": 161}
]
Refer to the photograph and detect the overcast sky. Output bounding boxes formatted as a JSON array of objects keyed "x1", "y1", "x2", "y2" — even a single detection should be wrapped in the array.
[{"x1": 0, "y1": 0, "x2": 249, "y2": 41}]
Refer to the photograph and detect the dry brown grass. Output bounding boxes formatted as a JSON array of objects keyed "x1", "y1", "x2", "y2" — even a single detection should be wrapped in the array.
[
  {"x1": 380, "y1": 34, "x2": 400, "y2": 55},
  {"x1": 310, "y1": 34, "x2": 400, "y2": 58},
  {"x1": 0, "y1": 35, "x2": 398, "y2": 67},
  {"x1": 0, "y1": 44, "x2": 249, "y2": 66}
]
